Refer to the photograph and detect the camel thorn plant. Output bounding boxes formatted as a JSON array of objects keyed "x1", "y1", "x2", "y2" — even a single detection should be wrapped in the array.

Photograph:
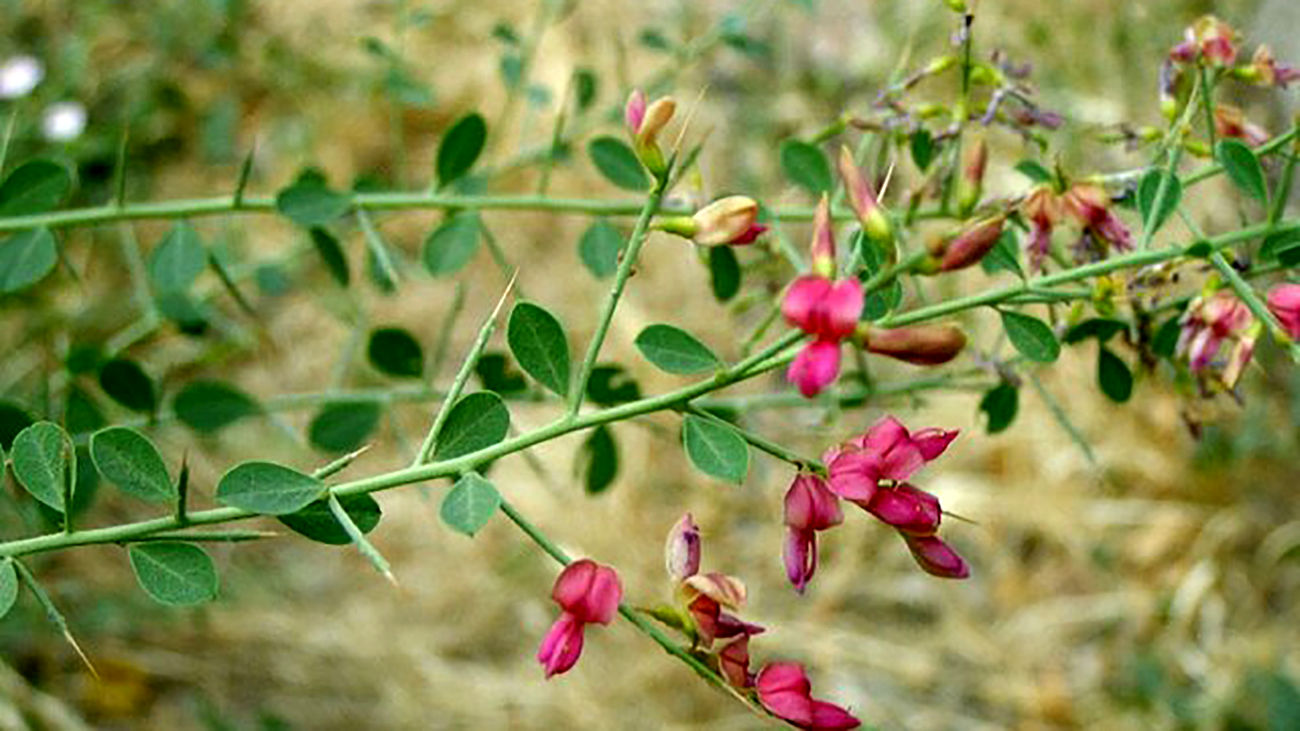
[{"x1": 1, "y1": 5, "x2": 1300, "y2": 727}]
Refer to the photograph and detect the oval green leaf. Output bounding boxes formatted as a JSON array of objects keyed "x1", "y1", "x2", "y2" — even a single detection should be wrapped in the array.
[
  {"x1": 0, "y1": 159, "x2": 72, "y2": 217},
  {"x1": 127, "y1": 542, "x2": 218, "y2": 606},
  {"x1": 708, "y1": 245, "x2": 741, "y2": 302},
  {"x1": 439, "y1": 473, "x2": 501, "y2": 537},
  {"x1": 779, "y1": 139, "x2": 832, "y2": 195},
  {"x1": 437, "y1": 112, "x2": 488, "y2": 186},
  {"x1": 216, "y1": 461, "x2": 325, "y2": 515},
  {"x1": 1000, "y1": 310, "x2": 1060, "y2": 363},
  {"x1": 507, "y1": 302, "x2": 571, "y2": 397},
  {"x1": 148, "y1": 222, "x2": 206, "y2": 293},
  {"x1": 587, "y1": 136, "x2": 648, "y2": 191},
  {"x1": 173, "y1": 380, "x2": 261, "y2": 434},
  {"x1": 309, "y1": 227, "x2": 350, "y2": 286},
  {"x1": 681, "y1": 415, "x2": 748, "y2": 484},
  {"x1": 1216, "y1": 138, "x2": 1267, "y2": 202},
  {"x1": 309, "y1": 401, "x2": 383, "y2": 453},
  {"x1": 422, "y1": 211, "x2": 482, "y2": 276},
  {"x1": 90, "y1": 427, "x2": 175, "y2": 503},
  {"x1": 1137, "y1": 169, "x2": 1182, "y2": 234},
  {"x1": 1097, "y1": 347, "x2": 1134, "y2": 403},
  {"x1": 276, "y1": 182, "x2": 351, "y2": 227},
  {"x1": 11, "y1": 421, "x2": 74, "y2": 511},
  {"x1": 367, "y1": 327, "x2": 425, "y2": 378},
  {"x1": 98, "y1": 358, "x2": 157, "y2": 413},
  {"x1": 979, "y1": 381, "x2": 1019, "y2": 434},
  {"x1": 578, "y1": 425, "x2": 619, "y2": 494},
  {"x1": 433, "y1": 392, "x2": 510, "y2": 461},
  {"x1": 278, "y1": 493, "x2": 382, "y2": 545},
  {"x1": 0, "y1": 228, "x2": 58, "y2": 294},
  {"x1": 635, "y1": 324, "x2": 720, "y2": 375},
  {"x1": 578, "y1": 219, "x2": 623, "y2": 279},
  {"x1": 0, "y1": 560, "x2": 17, "y2": 619},
  {"x1": 910, "y1": 129, "x2": 935, "y2": 171}
]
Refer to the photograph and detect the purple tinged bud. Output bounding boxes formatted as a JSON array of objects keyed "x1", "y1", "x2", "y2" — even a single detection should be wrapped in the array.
[
  {"x1": 810, "y1": 194, "x2": 837, "y2": 278},
  {"x1": 859, "y1": 323, "x2": 967, "y2": 365},
  {"x1": 665, "y1": 513, "x2": 702, "y2": 581},
  {"x1": 901, "y1": 533, "x2": 970, "y2": 579},
  {"x1": 837, "y1": 146, "x2": 893, "y2": 259},
  {"x1": 929, "y1": 215, "x2": 1006, "y2": 272},
  {"x1": 625, "y1": 89, "x2": 647, "y2": 136}
]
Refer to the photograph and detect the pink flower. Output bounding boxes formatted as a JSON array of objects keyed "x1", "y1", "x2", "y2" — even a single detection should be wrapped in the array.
[
  {"x1": 900, "y1": 533, "x2": 970, "y2": 579},
  {"x1": 861, "y1": 482, "x2": 941, "y2": 536},
  {"x1": 1170, "y1": 16, "x2": 1238, "y2": 67},
  {"x1": 756, "y1": 662, "x2": 861, "y2": 730},
  {"x1": 783, "y1": 277, "x2": 865, "y2": 342},
  {"x1": 1267, "y1": 283, "x2": 1300, "y2": 339},
  {"x1": 1177, "y1": 290, "x2": 1258, "y2": 387},
  {"x1": 665, "y1": 513, "x2": 702, "y2": 581},
  {"x1": 824, "y1": 416, "x2": 957, "y2": 502},
  {"x1": 537, "y1": 559, "x2": 623, "y2": 678},
  {"x1": 787, "y1": 340, "x2": 843, "y2": 398},
  {"x1": 783, "y1": 473, "x2": 845, "y2": 593}
]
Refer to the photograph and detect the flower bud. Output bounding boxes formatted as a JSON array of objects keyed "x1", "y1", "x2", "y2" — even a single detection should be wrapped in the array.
[
  {"x1": 691, "y1": 195, "x2": 763, "y2": 246},
  {"x1": 810, "y1": 193, "x2": 837, "y2": 278},
  {"x1": 664, "y1": 513, "x2": 702, "y2": 581},
  {"x1": 626, "y1": 90, "x2": 676, "y2": 176},
  {"x1": 956, "y1": 137, "x2": 987, "y2": 216},
  {"x1": 1266, "y1": 283, "x2": 1300, "y2": 339},
  {"x1": 927, "y1": 215, "x2": 1005, "y2": 272},
  {"x1": 837, "y1": 146, "x2": 893, "y2": 261},
  {"x1": 624, "y1": 89, "x2": 647, "y2": 137},
  {"x1": 859, "y1": 323, "x2": 967, "y2": 365},
  {"x1": 901, "y1": 533, "x2": 970, "y2": 579}
]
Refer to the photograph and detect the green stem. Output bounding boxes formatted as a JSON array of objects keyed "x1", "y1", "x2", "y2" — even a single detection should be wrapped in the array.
[
  {"x1": 681, "y1": 404, "x2": 820, "y2": 471},
  {"x1": 568, "y1": 180, "x2": 667, "y2": 417},
  {"x1": 1209, "y1": 251, "x2": 1293, "y2": 345}
]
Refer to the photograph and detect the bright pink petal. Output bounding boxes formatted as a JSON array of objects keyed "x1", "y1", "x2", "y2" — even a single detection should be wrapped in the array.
[
  {"x1": 537, "y1": 613, "x2": 586, "y2": 678},
  {"x1": 783, "y1": 276, "x2": 834, "y2": 333},
  {"x1": 902, "y1": 533, "x2": 970, "y2": 579},
  {"x1": 810, "y1": 701, "x2": 862, "y2": 730},
  {"x1": 552, "y1": 559, "x2": 622, "y2": 625},
  {"x1": 822, "y1": 279, "x2": 864, "y2": 340},
  {"x1": 825, "y1": 450, "x2": 881, "y2": 502},
  {"x1": 784, "y1": 527, "x2": 816, "y2": 594},
  {"x1": 857, "y1": 416, "x2": 911, "y2": 452},
  {"x1": 784, "y1": 474, "x2": 844, "y2": 532},
  {"x1": 911, "y1": 427, "x2": 959, "y2": 461},
  {"x1": 1267, "y1": 284, "x2": 1300, "y2": 338},
  {"x1": 787, "y1": 341, "x2": 841, "y2": 398},
  {"x1": 861, "y1": 483, "x2": 941, "y2": 536},
  {"x1": 756, "y1": 662, "x2": 815, "y2": 727}
]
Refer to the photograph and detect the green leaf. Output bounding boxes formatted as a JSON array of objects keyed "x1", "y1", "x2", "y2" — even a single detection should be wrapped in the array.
[
  {"x1": 437, "y1": 112, "x2": 488, "y2": 186},
  {"x1": 708, "y1": 245, "x2": 741, "y2": 301},
  {"x1": 0, "y1": 159, "x2": 72, "y2": 217},
  {"x1": 309, "y1": 227, "x2": 350, "y2": 286},
  {"x1": 367, "y1": 327, "x2": 424, "y2": 378},
  {"x1": 578, "y1": 219, "x2": 623, "y2": 278},
  {"x1": 1000, "y1": 310, "x2": 1060, "y2": 363},
  {"x1": 0, "y1": 560, "x2": 17, "y2": 620},
  {"x1": 1013, "y1": 159, "x2": 1053, "y2": 183},
  {"x1": 63, "y1": 387, "x2": 105, "y2": 436},
  {"x1": 0, "y1": 228, "x2": 58, "y2": 294},
  {"x1": 779, "y1": 139, "x2": 832, "y2": 195},
  {"x1": 578, "y1": 425, "x2": 619, "y2": 494},
  {"x1": 422, "y1": 211, "x2": 481, "y2": 276},
  {"x1": 98, "y1": 358, "x2": 157, "y2": 413},
  {"x1": 507, "y1": 302, "x2": 571, "y2": 397},
  {"x1": 1137, "y1": 169, "x2": 1182, "y2": 234},
  {"x1": 148, "y1": 222, "x2": 206, "y2": 293},
  {"x1": 910, "y1": 129, "x2": 935, "y2": 171},
  {"x1": 587, "y1": 136, "x2": 648, "y2": 191},
  {"x1": 855, "y1": 232, "x2": 902, "y2": 320},
  {"x1": 10, "y1": 421, "x2": 74, "y2": 511},
  {"x1": 440, "y1": 473, "x2": 500, "y2": 536},
  {"x1": 276, "y1": 181, "x2": 351, "y2": 227},
  {"x1": 981, "y1": 229, "x2": 1024, "y2": 278},
  {"x1": 1097, "y1": 347, "x2": 1134, "y2": 403},
  {"x1": 1064, "y1": 318, "x2": 1128, "y2": 345},
  {"x1": 681, "y1": 415, "x2": 748, "y2": 484},
  {"x1": 433, "y1": 392, "x2": 510, "y2": 461},
  {"x1": 90, "y1": 427, "x2": 175, "y2": 503},
  {"x1": 586, "y1": 364, "x2": 642, "y2": 406},
  {"x1": 216, "y1": 461, "x2": 325, "y2": 515},
  {"x1": 574, "y1": 68, "x2": 597, "y2": 110},
  {"x1": 634, "y1": 324, "x2": 720, "y2": 375},
  {"x1": 309, "y1": 401, "x2": 383, "y2": 453},
  {"x1": 1152, "y1": 315, "x2": 1182, "y2": 359},
  {"x1": 474, "y1": 353, "x2": 528, "y2": 395},
  {"x1": 278, "y1": 493, "x2": 382, "y2": 545},
  {"x1": 1259, "y1": 227, "x2": 1300, "y2": 261},
  {"x1": 979, "y1": 382, "x2": 1019, "y2": 434},
  {"x1": 127, "y1": 542, "x2": 218, "y2": 606},
  {"x1": 173, "y1": 380, "x2": 260, "y2": 433},
  {"x1": 1216, "y1": 138, "x2": 1267, "y2": 201}
]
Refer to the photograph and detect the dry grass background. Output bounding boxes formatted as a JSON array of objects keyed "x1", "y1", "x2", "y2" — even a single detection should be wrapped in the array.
[{"x1": 3, "y1": 0, "x2": 1300, "y2": 729}]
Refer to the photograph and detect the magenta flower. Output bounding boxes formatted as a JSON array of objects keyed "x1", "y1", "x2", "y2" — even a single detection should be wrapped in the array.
[
  {"x1": 664, "y1": 513, "x2": 702, "y2": 582},
  {"x1": 824, "y1": 416, "x2": 957, "y2": 503},
  {"x1": 787, "y1": 340, "x2": 843, "y2": 398},
  {"x1": 783, "y1": 276, "x2": 865, "y2": 342},
  {"x1": 901, "y1": 533, "x2": 970, "y2": 579},
  {"x1": 1267, "y1": 283, "x2": 1300, "y2": 339},
  {"x1": 783, "y1": 473, "x2": 845, "y2": 593},
  {"x1": 861, "y1": 482, "x2": 942, "y2": 536},
  {"x1": 537, "y1": 559, "x2": 623, "y2": 678},
  {"x1": 756, "y1": 662, "x2": 861, "y2": 730}
]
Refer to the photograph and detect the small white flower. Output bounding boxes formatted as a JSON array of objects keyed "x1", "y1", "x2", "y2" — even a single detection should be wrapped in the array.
[
  {"x1": 0, "y1": 55, "x2": 44, "y2": 99},
  {"x1": 42, "y1": 101, "x2": 87, "y2": 142}
]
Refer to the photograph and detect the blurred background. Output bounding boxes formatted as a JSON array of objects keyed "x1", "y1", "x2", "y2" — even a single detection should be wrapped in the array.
[{"x1": 2, "y1": 0, "x2": 1300, "y2": 728}]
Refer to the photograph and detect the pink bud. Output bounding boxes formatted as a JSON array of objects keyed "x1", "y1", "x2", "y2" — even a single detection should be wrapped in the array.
[
  {"x1": 665, "y1": 513, "x2": 702, "y2": 581},
  {"x1": 625, "y1": 89, "x2": 647, "y2": 135},
  {"x1": 551, "y1": 559, "x2": 623, "y2": 625},
  {"x1": 787, "y1": 340, "x2": 842, "y2": 398},
  {"x1": 756, "y1": 662, "x2": 861, "y2": 730},
  {"x1": 933, "y1": 215, "x2": 1005, "y2": 271},
  {"x1": 782, "y1": 277, "x2": 864, "y2": 341},
  {"x1": 901, "y1": 533, "x2": 969, "y2": 579},
  {"x1": 860, "y1": 323, "x2": 967, "y2": 365},
  {"x1": 837, "y1": 146, "x2": 892, "y2": 253},
  {"x1": 691, "y1": 196, "x2": 762, "y2": 246},
  {"x1": 861, "y1": 482, "x2": 941, "y2": 536},
  {"x1": 810, "y1": 194, "x2": 837, "y2": 277},
  {"x1": 1267, "y1": 283, "x2": 1300, "y2": 339},
  {"x1": 910, "y1": 427, "x2": 959, "y2": 461}
]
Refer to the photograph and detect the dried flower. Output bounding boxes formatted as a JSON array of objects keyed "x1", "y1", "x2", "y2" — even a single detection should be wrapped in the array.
[
  {"x1": 1214, "y1": 105, "x2": 1270, "y2": 147},
  {"x1": 1062, "y1": 184, "x2": 1132, "y2": 252},
  {"x1": 1177, "y1": 289, "x2": 1258, "y2": 388},
  {"x1": 1021, "y1": 186, "x2": 1061, "y2": 272},
  {"x1": 1236, "y1": 45, "x2": 1300, "y2": 88}
]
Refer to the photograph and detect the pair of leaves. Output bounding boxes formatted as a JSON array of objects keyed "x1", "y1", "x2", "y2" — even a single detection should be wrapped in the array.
[
  {"x1": 0, "y1": 161, "x2": 72, "y2": 293},
  {"x1": 276, "y1": 175, "x2": 351, "y2": 228},
  {"x1": 635, "y1": 324, "x2": 719, "y2": 374}
]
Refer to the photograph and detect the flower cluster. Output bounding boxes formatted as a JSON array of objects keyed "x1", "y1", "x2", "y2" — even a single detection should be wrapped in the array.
[
  {"x1": 659, "y1": 515, "x2": 860, "y2": 729},
  {"x1": 1017, "y1": 181, "x2": 1132, "y2": 272},
  {"x1": 1176, "y1": 289, "x2": 1259, "y2": 390},
  {"x1": 784, "y1": 415, "x2": 968, "y2": 592}
]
